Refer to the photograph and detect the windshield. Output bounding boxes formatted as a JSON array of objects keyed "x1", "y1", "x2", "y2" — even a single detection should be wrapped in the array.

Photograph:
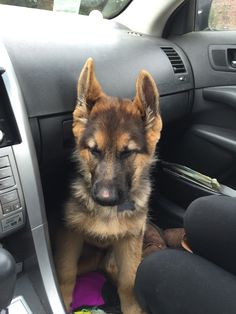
[{"x1": 0, "y1": 0, "x2": 132, "y2": 18}]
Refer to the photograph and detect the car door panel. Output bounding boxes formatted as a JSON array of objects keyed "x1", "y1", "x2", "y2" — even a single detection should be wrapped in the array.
[
  {"x1": 167, "y1": 32, "x2": 236, "y2": 186},
  {"x1": 153, "y1": 31, "x2": 236, "y2": 227},
  {"x1": 203, "y1": 86, "x2": 236, "y2": 109}
]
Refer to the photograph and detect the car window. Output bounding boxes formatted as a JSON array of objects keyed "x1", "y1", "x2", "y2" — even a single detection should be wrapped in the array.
[
  {"x1": 209, "y1": 0, "x2": 236, "y2": 30},
  {"x1": 196, "y1": 0, "x2": 236, "y2": 31},
  {"x1": 0, "y1": 0, "x2": 132, "y2": 18}
]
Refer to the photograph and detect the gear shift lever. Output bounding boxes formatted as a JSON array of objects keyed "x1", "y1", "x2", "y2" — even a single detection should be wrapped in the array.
[{"x1": 0, "y1": 248, "x2": 16, "y2": 311}]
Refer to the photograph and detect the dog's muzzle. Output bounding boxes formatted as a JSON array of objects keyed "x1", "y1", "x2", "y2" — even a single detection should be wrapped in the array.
[
  {"x1": 92, "y1": 182, "x2": 120, "y2": 206},
  {"x1": 92, "y1": 180, "x2": 133, "y2": 210}
]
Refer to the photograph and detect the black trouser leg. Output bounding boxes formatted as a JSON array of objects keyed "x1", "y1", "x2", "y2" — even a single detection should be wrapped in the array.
[
  {"x1": 184, "y1": 195, "x2": 236, "y2": 275},
  {"x1": 135, "y1": 249, "x2": 236, "y2": 314}
]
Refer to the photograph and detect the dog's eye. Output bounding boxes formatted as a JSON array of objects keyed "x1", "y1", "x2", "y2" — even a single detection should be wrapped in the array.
[
  {"x1": 89, "y1": 147, "x2": 102, "y2": 157},
  {"x1": 119, "y1": 149, "x2": 135, "y2": 159}
]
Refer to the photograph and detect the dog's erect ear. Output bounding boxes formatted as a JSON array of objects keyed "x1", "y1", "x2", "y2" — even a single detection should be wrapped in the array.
[
  {"x1": 76, "y1": 58, "x2": 103, "y2": 116},
  {"x1": 133, "y1": 70, "x2": 160, "y2": 129}
]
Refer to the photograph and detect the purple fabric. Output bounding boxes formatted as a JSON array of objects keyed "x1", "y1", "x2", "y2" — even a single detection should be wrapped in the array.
[{"x1": 71, "y1": 272, "x2": 106, "y2": 310}]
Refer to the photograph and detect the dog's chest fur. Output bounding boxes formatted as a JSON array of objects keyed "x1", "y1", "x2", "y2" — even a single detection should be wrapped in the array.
[{"x1": 65, "y1": 197, "x2": 146, "y2": 247}]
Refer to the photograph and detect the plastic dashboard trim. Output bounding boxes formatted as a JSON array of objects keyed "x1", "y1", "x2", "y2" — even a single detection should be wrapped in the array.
[{"x1": 0, "y1": 41, "x2": 65, "y2": 314}]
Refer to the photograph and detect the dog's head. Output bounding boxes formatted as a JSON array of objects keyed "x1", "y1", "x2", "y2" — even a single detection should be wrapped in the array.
[{"x1": 73, "y1": 58, "x2": 162, "y2": 209}]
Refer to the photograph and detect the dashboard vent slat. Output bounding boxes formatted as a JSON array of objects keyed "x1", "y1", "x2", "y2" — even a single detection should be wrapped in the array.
[{"x1": 161, "y1": 47, "x2": 186, "y2": 74}]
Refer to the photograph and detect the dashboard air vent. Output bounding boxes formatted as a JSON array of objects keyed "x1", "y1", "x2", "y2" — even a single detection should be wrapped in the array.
[{"x1": 161, "y1": 47, "x2": 186, "y2": 74}]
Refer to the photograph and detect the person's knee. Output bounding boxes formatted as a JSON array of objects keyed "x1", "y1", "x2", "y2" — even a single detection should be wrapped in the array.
[
  {"x1": 184, "y1": 195, "x2": 236, "y2": 274},
  {"x1": 184, "y1": 195, "x2": 236, "y2": 234}
]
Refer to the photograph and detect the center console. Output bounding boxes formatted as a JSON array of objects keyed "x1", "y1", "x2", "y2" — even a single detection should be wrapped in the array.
[
  {"x1": 0, "y1": 148, "x2": 26, "y2": 238},
  {"x1": 0, "y1": 41, "x2": 65, "y2": 313},
  {"x1": 0, "y1": 73, "x2": 26, "y2": 239}
]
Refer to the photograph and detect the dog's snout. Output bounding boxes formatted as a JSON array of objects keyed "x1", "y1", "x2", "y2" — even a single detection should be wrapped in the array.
[{"x1": 92, "y1": 181, "x2": 119, "y2": 206}]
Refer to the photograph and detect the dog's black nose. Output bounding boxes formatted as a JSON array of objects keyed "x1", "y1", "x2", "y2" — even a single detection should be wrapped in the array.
[{"x1": 92, "y1": 181, "x2": 119, "y2": 206}]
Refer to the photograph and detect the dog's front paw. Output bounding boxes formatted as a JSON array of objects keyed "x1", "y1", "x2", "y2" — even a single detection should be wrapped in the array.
[
  {"x1": 121, "y1": 300, "x2": 145, "y2": 314},
  {"x1": 60, "y1": 283, "x2": 73, "y2": 313}
]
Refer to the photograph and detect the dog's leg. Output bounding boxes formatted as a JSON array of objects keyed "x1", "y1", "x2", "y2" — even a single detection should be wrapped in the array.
[
  {"x1": 114, "y1": 234, "x2": 145, "y2": 314},
  {"x1": 102, "y1": 249, "x2": 118, "y2": 284},
  {"x1": 54, "y1": 227, "x2": 83, "y2": 312}
]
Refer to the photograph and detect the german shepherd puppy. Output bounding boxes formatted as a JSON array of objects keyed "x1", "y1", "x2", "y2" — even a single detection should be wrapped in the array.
[{"x1": 55, "y1": 58, "x2": 162, "y2": 314}]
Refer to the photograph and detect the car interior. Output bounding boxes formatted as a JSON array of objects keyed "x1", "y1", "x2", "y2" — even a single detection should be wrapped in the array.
[{"x1": 0, "y1": 0, "x2": 236, "y2": 313}]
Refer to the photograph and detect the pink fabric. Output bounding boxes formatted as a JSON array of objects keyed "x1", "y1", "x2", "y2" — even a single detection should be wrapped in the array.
[{"x1": 71, "y1": 272, "x2": 106, "y2": 310}]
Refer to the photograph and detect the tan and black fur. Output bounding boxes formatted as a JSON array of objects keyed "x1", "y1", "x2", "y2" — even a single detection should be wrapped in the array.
[{"x1": 55, "y1": 58, "x2": 162, "y2": 314}]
